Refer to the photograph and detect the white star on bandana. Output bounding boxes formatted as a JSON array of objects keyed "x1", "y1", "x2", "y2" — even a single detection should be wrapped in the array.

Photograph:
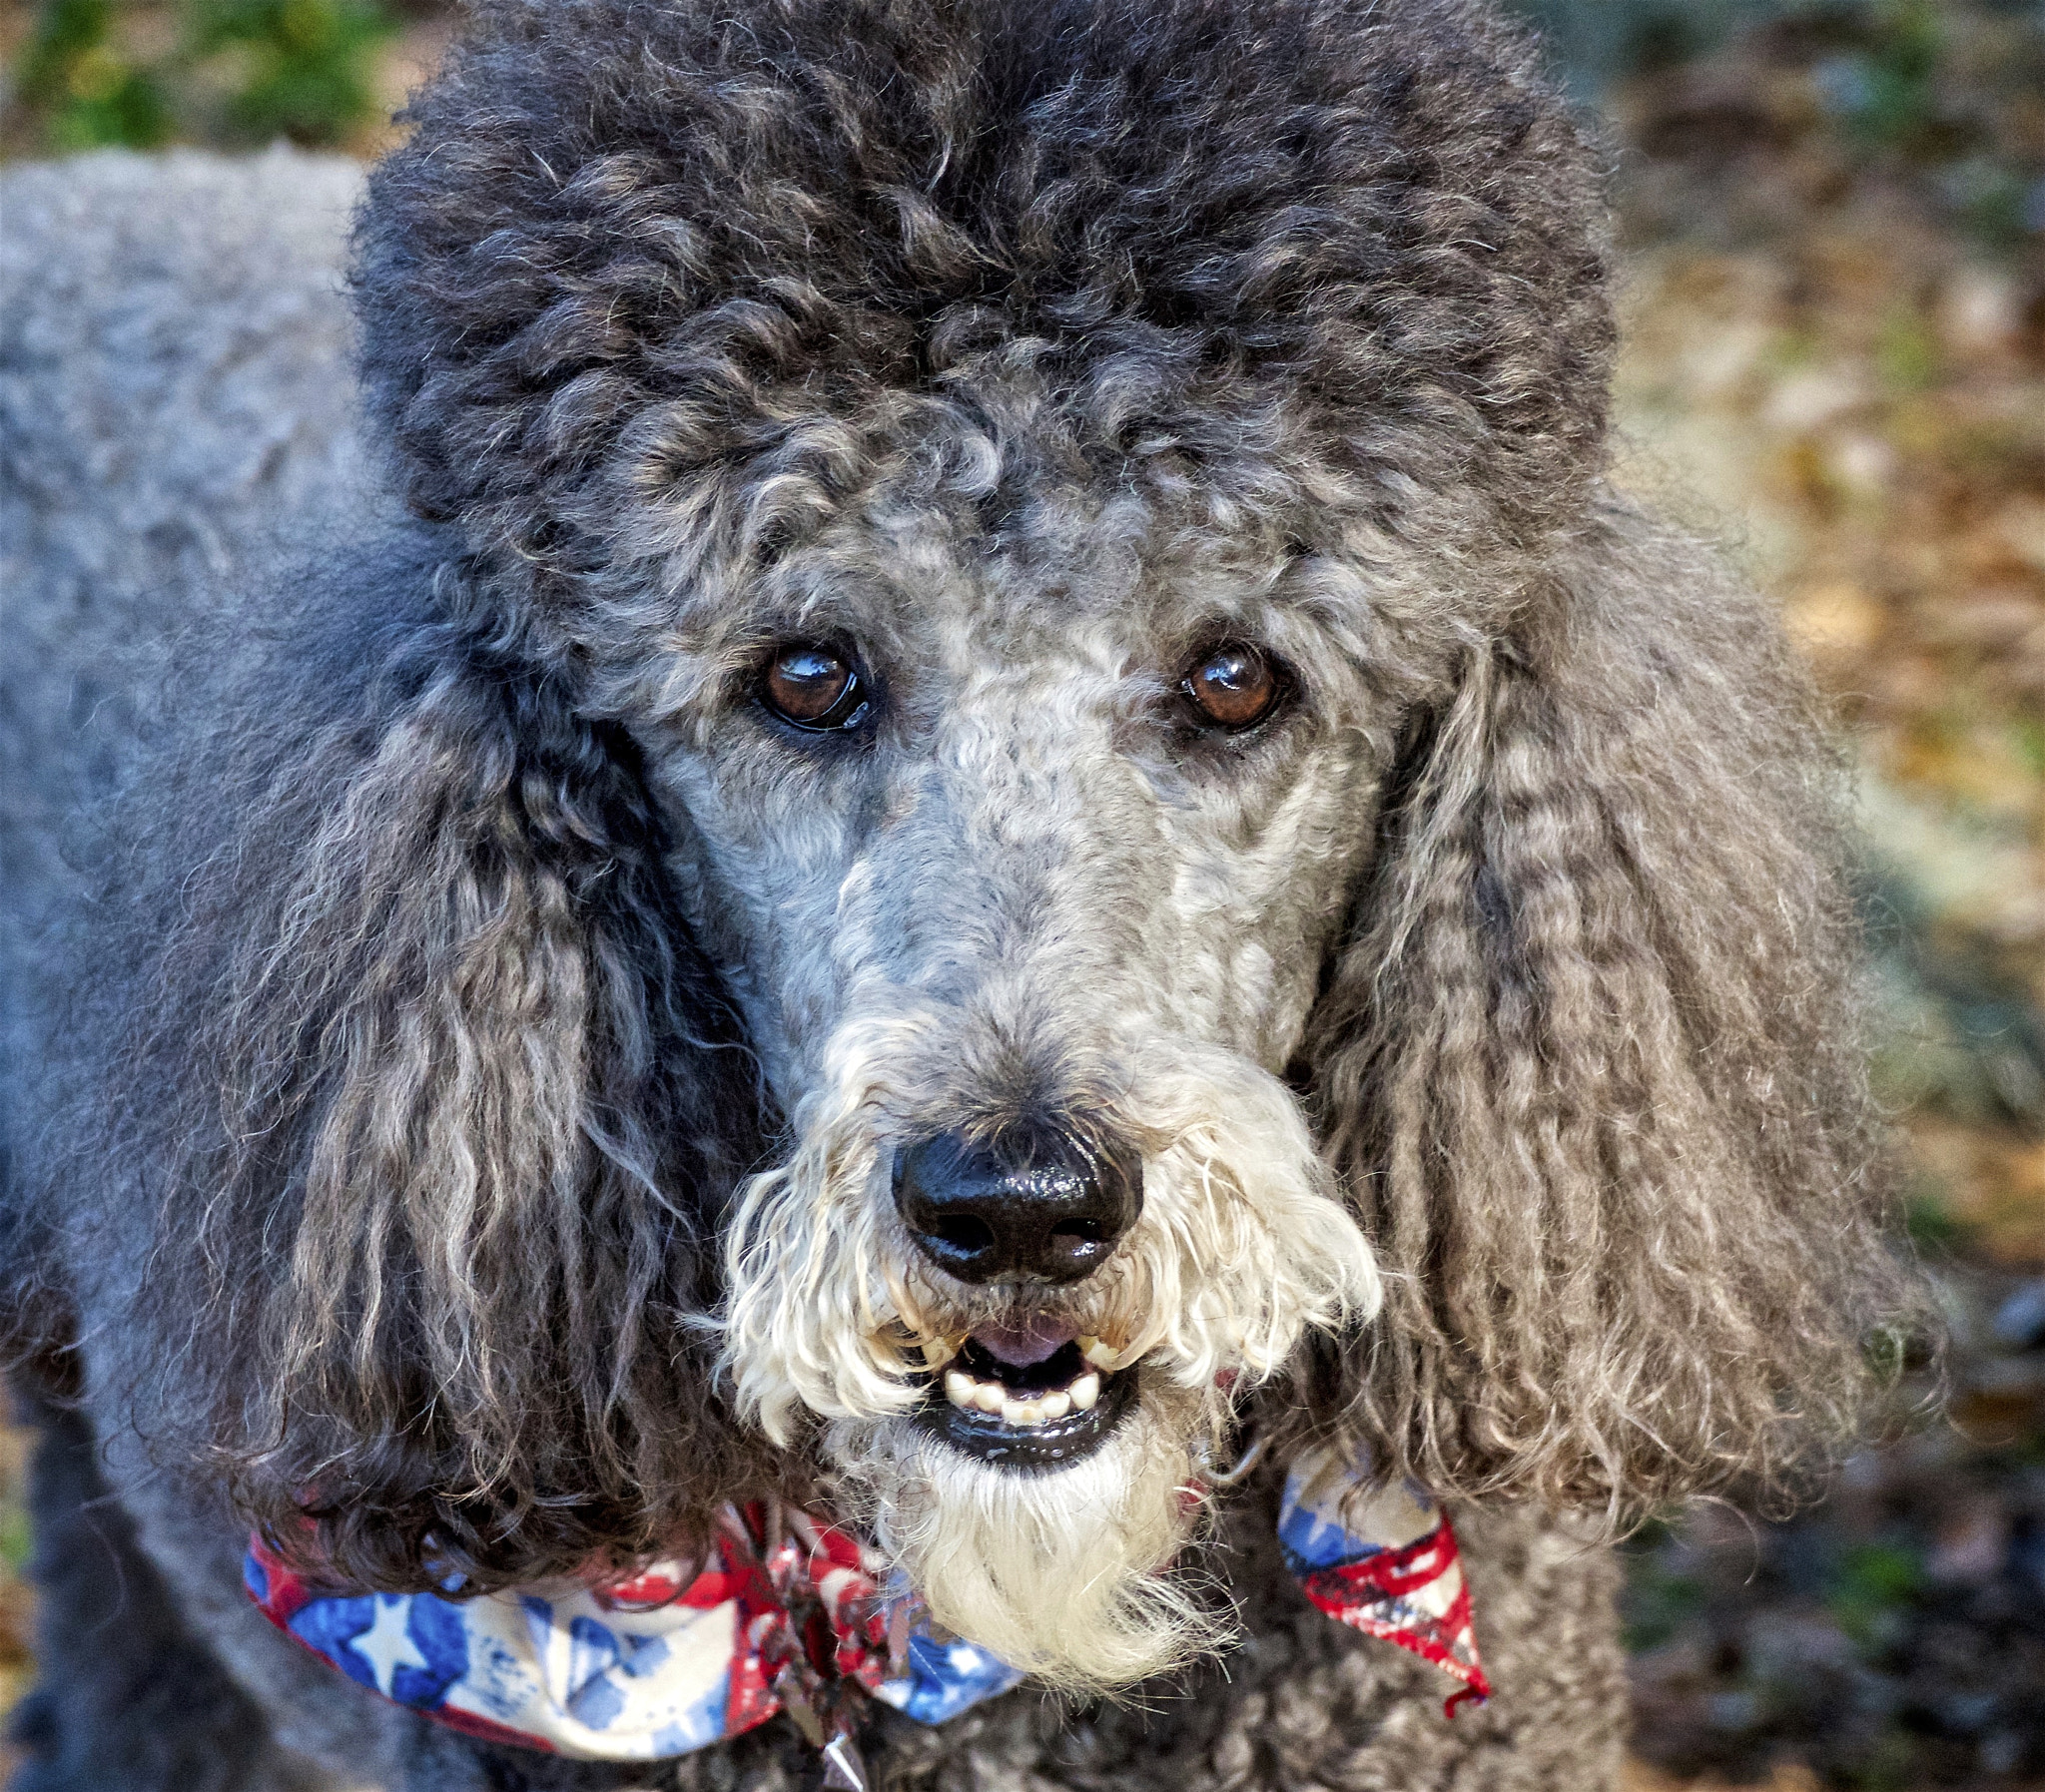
[{"x1": 350, "y1": 1593, "x2": 430, "y2": 1696}]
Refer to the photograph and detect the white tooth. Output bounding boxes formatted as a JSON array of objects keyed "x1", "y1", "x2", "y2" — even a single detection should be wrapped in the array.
[
  {"x1": 973, "y1": 1382, "x2": 1007, "y2": 1415},
  {"x1": 1037, "y1": 1390, "x2": 1071, "y2": 1421},
  {"x1": 1069, "y1": 1372, "x2": 1100, "y2": 1411},
  {"x1": 1080, "y1": 1337, "x2": 1120, "y2": 1371},
  {"x1": 945, "y1": 1370, "x2": 976, "y2": 1410},
  {"x1": 1003, "y1": 1398, "x2": 1044, "y2": 1427}
]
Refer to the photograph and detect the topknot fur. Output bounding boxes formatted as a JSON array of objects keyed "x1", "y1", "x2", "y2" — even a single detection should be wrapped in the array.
[{"x1": 357, "y1": 0, "x2": 1614, "y2": 635}]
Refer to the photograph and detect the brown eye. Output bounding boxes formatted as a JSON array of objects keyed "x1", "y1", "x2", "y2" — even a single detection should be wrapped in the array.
[
  {"x1": 761, "y1": 644, "x2": 871, "y2": 732},
  {"x1": 1182, "y1": 643, "x2": 1279, "y2": 730}
]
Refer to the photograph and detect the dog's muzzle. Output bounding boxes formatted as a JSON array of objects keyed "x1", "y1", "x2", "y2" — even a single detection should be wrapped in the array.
[{"x1": 894, "y1": 1130, "x2": 1143, "y2": 1469}]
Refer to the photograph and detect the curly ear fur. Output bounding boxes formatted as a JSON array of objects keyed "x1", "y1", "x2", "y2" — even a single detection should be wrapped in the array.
[
  {"x1": 88, "y1": 545, "x2": 772, "y2": 1591},
  {"x1": 1289, "y1": 498, "x2": 1920, "y2": 1517}
]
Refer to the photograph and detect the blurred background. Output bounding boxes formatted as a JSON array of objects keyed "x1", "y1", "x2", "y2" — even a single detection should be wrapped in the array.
[{"x1": 2, "y1": 0, "x2": 2044, "y2": 1785}]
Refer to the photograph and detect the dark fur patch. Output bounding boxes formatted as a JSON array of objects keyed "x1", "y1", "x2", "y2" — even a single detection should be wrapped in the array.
[{"x1": 53, "y1": 537, "x2": 782, "y2": 1591}]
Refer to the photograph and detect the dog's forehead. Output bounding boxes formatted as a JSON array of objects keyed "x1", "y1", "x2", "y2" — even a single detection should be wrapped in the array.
[{"x1": 685, "y1": 488, "x2": 1314, "y2": 679}]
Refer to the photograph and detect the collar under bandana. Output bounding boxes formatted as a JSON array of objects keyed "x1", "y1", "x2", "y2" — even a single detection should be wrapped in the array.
[{"x1": 244, "y1": 1445, "x2": 1489, "y2": 1784}]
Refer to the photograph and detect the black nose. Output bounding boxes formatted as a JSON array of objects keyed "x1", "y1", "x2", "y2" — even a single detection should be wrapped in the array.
[{"x1": 893, "y1": 1131, "x2": 1142, "y2": 1286}]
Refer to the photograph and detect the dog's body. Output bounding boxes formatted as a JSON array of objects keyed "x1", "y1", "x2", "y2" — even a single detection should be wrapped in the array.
[{"x1": 2, "y1": 4, "x2": 1913, "y2": 1788}]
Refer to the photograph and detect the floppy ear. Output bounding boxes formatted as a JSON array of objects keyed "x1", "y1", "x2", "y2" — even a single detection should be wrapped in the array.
[
  {"x1": 1293, "y1": 497, "x2": 1918, "y2": 1517},
  {"x1": 125, "y1": 568, "x2": 771, "y2": 1590}
]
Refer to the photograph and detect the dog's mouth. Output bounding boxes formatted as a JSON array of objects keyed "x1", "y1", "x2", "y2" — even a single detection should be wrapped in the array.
[{"x1": 916, "y1": 1323, "x2": 1137, "y2": 1470}]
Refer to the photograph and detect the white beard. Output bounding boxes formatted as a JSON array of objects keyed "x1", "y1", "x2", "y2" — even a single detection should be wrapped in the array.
[
  {"x1": 717, "y1": 1017, "x2": 1380, "y2": 1692},
  {"x1": 720, "y1": 1028, "x2": 1380, "y2": 1450},
  {"x1": 826, "y1": 1380, "x2": 1231, "y2": 1692}
]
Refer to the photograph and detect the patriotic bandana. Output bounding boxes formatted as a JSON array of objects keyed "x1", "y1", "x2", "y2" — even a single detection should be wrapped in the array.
[{"x1": 244, "y1": 1444, "x2": 1489, "y2": 1787}]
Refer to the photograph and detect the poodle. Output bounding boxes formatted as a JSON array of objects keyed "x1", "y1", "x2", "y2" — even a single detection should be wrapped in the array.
[{"x1": 0, "y1": 2, "x2": 1917, "y2": 1788}]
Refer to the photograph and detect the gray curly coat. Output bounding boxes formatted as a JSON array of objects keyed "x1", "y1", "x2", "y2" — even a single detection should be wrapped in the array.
[{"x1": 0, "y1": 2, "x2": 1912, "y2": 1788}]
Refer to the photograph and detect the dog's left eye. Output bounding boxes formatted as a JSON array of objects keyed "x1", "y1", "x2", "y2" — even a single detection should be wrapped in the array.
[
  {"x1": 1182, "y1": 643, "x2": 1280, "y2": 731},
  {"x1": 760, "y1": 644, "x2": 872, "y2": 732}
]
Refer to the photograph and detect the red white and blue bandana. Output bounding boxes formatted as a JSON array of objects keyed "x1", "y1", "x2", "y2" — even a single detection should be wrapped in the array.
[
  {"x1": 1274, "y1": 1447, "x2": 1491, "y2": 1714},
  {"x1": 245, "y1": 1445, "x2": 1488, "y2": 1778}
]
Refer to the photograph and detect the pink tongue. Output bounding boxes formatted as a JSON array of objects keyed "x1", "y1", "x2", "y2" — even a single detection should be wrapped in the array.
[{"x1": 972, "y1": 1321, "x2": 1072, "y2": 1367}]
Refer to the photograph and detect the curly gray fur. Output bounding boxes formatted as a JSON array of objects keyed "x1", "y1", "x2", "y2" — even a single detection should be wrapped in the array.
[{"x1": 0, "y1": 0, "x2": 1923, "y2": 1786}]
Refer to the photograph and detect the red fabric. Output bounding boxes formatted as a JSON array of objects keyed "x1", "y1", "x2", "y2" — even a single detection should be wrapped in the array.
[{"x1": 1293, "y1": 1511, "x2": 1492, "y2": 1716}]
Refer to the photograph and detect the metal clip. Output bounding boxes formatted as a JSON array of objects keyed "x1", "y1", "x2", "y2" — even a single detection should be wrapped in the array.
[
  {"x1": 820, "y1": 1730, "x2": 871, "y2": 1792},
  {"x1": 774, "y1": 1660, "x2": 827, "y2": 1746},
  {"x1": 1192, "y1": 1428, "x2": 1266, "y2": 1489}
]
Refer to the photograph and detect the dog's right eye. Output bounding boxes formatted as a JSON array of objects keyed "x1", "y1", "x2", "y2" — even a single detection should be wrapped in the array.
[{"x1": 760, "y1": 644, "x2": 872, "y2": 732}]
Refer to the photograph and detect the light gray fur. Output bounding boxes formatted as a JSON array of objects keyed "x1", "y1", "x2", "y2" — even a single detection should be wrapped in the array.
[
  {"x1": 1, "y1": 148, "x2": 368, "y2": 1101},
  {"x1": 1, "y1": 150, "x2": 379, "y2": 1792}
]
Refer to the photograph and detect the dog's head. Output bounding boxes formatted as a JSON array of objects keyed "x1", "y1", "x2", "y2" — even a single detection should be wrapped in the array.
[{"x1": 97, "y1": 0, "x2": 1911, "y2": 1695}]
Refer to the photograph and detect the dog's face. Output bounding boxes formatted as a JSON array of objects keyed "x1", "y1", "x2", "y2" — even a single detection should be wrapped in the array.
[
  {"x1": 131, "y1": 0, "x2": 1898, "y2": 1697},
  {"x1": 595, "y1": 465, "x2": 1386, "y2": 1683}
]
